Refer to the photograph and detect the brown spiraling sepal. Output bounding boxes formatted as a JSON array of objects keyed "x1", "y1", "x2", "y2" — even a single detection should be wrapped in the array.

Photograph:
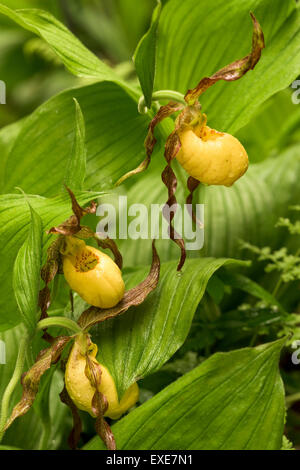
[{"x1": 184, "y1": 13, "x2": 265, "y2": 105}]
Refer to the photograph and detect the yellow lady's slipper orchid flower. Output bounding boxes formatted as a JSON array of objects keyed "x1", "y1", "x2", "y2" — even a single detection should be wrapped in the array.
[
  {"x1": 65, "y1": 337, "x2": 139, "y2": 420},
  {"x1": 176, "y1": 124, "x2": 248, "y2": 186},
  {"x1": 61, "y1": 237, "x2": 125, "y2": 309}
]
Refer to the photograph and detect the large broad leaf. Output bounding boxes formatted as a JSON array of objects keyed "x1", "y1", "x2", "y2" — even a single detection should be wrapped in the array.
[
  {"x1": 59, "y1": 0, "x2": 156, "y2": 63},
  {"x1": 236, "y1": 89, "x2": 300, "y2": 163},
  {"x1": 0, "y1": 81, "x2": 150, "y2": 197},
  {"x1": 0, "y1": 0, "x2": 299, "y2": 199},
  {"x1": 0, "y1": 190, "x2": 101, "y2": 331},
  {"x1": 0, "y1": 1, "x2": 61, "y2": 15},
  {"x1": 0, "y1": 4, "x2": 116, "y2": 80},
  {"x1": 133, "y1": 0, "x2": 161, "y2": 108},
  {"x1": 155, "y1": 0, "x2": 300, "y2": 133},
  {"x1": 13, "y1": 202, "x2": 43, "y2": 332},
  {"x1": 90, "y1": 257, "x2": 245, "y2": 397},
  {"x1": 0, "y1": 118, "x2": 23, "y2": 188},
  {"x1": 115, "y1": 144, "x2": 300, "y2": 267},
  {"x1": 84, "y1": 338, "x2": 285, "y2": 450},
  {"x1": 64, "y1": 98, "x2": 87, "y2": 191}
]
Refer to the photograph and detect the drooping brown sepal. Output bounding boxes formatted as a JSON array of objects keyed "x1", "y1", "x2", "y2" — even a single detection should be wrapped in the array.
[
  {"x1": 59, "y1": 385, "x2": 83, "y2": 450},
  {"x1": 5, "y1": 336, "x2": 71, "y2": 431},
  {"x1": 115, "y1": 102, "x2": 184, "y2": 186},
  {"x1": 161, "y1": 129, "x2": 186, "y2": 271},
  {"x1": 38, "y1": 189, "x2": 98, "y2": 342},
  {"x1": 78, "y1": 241, "x2": 160, "y2": 330},
  {"x1": 39, "y1": 237, "x2": 64, "y2": 328},
  {"x1": 186, "y1": 176, "x2": 202, "y2": 226},
  {"x1": 96, "y1": 236, "x2": 123, "y2": 270},
  {"x1": 48, "y1": 187, "x2": 96, "y2": 237},
  {"x1": 85, "y1": 351, "x2": 116, "y2": 450},
  {"x1": 145, "y1": 102, "x2": 184, "y2": 159},
  {"x1": 184, "y1": 13, "x2": 265, "y2": 105}
]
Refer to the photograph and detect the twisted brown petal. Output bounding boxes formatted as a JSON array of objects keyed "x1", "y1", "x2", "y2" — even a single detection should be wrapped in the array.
[
  {"x1": 94, "y1": 233, "x2": 123, "y2": 270},
  {"x1": 161, "y1": 130, "x2": 186, "y2": 271},
  {"x1": 48, "y1": 187, "x2": 96, "y2": 236},
  {"x1": 186, "y1": 176, "x2": 202, "y2": 226},
  {"x1": 39, "y1": 237, "x2": 64, "y2": 342},
  {"x1": 59, "y1": 385, "x2": 83, "y2": 450},
  {"x1": 5, "y1": 336, "x2": 71, "y2": 431},
  {"x1": 115, "y1": 102, "x2": 184, "y2": 186},
  {"x1": 66, "y1": 186, "x2": 97, "y2": 221},
  {"x1": 85, "y1": 355, "x2": 116, "y2": 450},
  {"x1": 185, "y1": 13, "x2": 265, "y2": 105}
]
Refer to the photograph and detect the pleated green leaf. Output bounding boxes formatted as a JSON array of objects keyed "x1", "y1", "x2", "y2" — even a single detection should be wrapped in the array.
[
  {"x1": 12, "y1": 201, "x2": 43, "y2": 332},
  {"x1": 85, "y1": 338, "x2": 286, "y2": 450},
  {"x1": 92, "y1": 257, "x2": 246, "y2": 397},
  {"x1": 0, "y1": 81, "x2": 148, "y2": 197},
  {"x1": 155, "y1": 0, "x2": 300, "y2": 133},
  {"x1": 64, "y1": 98, "x2": 86, "y2": 191},
  {"x1": 0, "y1": 3, "x2": 115, "y2": 79},
  {"x1": 133, "y1": 0, "x2": 161, "y2": 108},
  {"x1": 236, "y1": 89, "x2": 300, "y2": 163}
]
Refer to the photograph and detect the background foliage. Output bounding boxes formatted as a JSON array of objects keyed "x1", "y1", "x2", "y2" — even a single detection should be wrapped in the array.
[{"x1": 0, "y1": 0, "x2": 299, "y2": 450}]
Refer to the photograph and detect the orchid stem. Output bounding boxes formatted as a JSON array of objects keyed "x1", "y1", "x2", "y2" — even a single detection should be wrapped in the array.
[
  {"x1": 138, "y1": 90, "x2": 186, "y2": 114},
  {"x1": 0, "y1": 332, "x2": 30, "y2": 442},
  {"x1": 36, "y1": 317, "x2": 82, "y2": 334}
]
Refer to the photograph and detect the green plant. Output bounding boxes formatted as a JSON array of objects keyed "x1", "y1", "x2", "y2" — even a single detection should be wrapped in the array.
[{"x1": 0, "y1": 0, "x2": 300, "y2": 451}]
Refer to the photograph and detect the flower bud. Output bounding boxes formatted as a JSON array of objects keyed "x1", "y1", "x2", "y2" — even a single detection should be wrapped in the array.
[
  {"x1": 65, "y1": 337, "x2": 139, "y2": 420},
  {"x1": 61, "y1": 237, "x2": 125, "y2": 308},
  {"x1": 176, "y1": 124, "x2": 248, "y2": 186}
]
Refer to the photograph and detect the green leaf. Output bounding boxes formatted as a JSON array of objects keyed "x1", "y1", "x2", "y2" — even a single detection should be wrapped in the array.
[
  {"x1": 0, "y1": 1, "x2": 61, "y2": 15},
  {"x1": 219, "y1": 270, "x2": 286, "y2": 314},
  {"x1": 0, "y1": 81, "x2": 149, "y2": 197},
  {"x1": 133, "y1": 0, "x2": 161, "y2": 108},
  {"x1": 0, "y1": 3, "x2": 115, "y2": 79},
  {"x1": 92, "y1": 257, "x2": 246, "y2": 397},
  {"x1": 0, "y1": 118, "x2": 23, "y2": 189},
  {"x1": 64, "y1": 98, "x2": 86, "y2": 191},
  {"x1": 84, "y1": 338, "x2": 286, "y2": 450},
  {"x1": 12, "y1": 201, "x2": 43, "y2": 332},
  {"x1": 236, "y1": 89, "x2": 300, "y2": 163},
  {"x1": 0, "y1": 190, "x2": 102, "y2": 331},
  {"x1": 206, "y1": 275, "x2": 225, "y2": 305},
  {"x1": 0, "y1": 324, "x2": 70, "y2": 450},
  {"x1": 155, "y1": 0, "x2": 300, "y2": 133},
  {"x1": 0, "y1": 445, "x2": 21, "y2": 450}
]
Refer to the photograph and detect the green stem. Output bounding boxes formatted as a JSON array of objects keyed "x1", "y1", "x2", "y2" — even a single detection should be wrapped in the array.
[
  {"x1": 272, "y1": 247, "x2": 300, "y2": 299},
  {"x1": 138, "y1": 90, "x2": 186, "y2": 114},
  {"x1": 272, "y1": 277, "x2": 283, "y2": 298},
  {"x1": 36, "y1": 316, "x2": 82, "y2": 334},
  {"x1": 0, "y1": 332, "x2": 30, "y2": 442}
]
